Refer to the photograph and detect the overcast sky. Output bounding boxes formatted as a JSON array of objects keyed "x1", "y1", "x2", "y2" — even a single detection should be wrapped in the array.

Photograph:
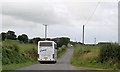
[{"x1": 0, "y1": 0, "x2": 119, "y2": 44}]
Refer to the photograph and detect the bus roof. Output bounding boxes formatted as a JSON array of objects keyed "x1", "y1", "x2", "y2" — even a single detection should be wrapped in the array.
[{"x1": 38, "y1": 41, "x2": 55, "y2": 43}]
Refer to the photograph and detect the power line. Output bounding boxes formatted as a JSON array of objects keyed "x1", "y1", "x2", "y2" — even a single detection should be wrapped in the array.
[
  {"x1": 84, "y1": 0, "x2": 101, "y2": 26},
  {"x1": 82, "y1": 0, "x2": 101, "y2": 44}
]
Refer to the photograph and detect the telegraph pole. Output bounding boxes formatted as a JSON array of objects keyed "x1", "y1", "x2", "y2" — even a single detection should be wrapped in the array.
[
  {"x1": 82, "y1": 25, "x2": 85, "y2": 44},
  {"x1": 43, "y1": 24, "x2": 47, "y2": 40},
  {"x1": 94, "y1": 37, "x2": 96, "y2": 45}
]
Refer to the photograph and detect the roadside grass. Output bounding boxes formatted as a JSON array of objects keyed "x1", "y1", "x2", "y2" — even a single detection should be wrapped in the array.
[
  {"x1": 71, "y1": 44, "x2": 120, "y2": 70},
  {"x1": 57, "y1": 45, "x2": 67, "y2": 58},
  {"x1": 2, "y1": 61, "x2": 38, "y2": 70},
  {"x1": 0, "y1": 41, "x2": 2, "y2": 71},
  {"x1": 71, "y1": 57, "x2": 117, "y2": 70},
  {"x1": 2, "y1": 40, "x2": 68, "y2": 70},
  {"x1": 2, "y1": 40, "x2": 37, "y2": 52},
  {"x1": 2, "y1": 40, "x2": 38, "y2": 70}
]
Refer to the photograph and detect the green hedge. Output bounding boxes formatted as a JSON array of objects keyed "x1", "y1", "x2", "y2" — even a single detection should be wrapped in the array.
[
  {"x1": 98, "y1": 43, "x2": 120, "y2": 68},
  {"x1": 57, "y1": 45, "x2": 67, "y2": 58},
  {"x1": 2, "y1": 44, "x2": 37, "y2": 65}
]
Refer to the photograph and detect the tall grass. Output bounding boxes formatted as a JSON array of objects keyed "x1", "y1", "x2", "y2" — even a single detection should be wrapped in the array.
[
  {"x1": 0, "y1": 41, "x2": 2, "y2": 71},
  {"x1": 2, "y1": 40, "x2": 36, "y2": 52},
  {"x1": 71, "y1": 45, "x2": 99, "y2": 65},
  {"x1": 57, "y1": 45, "x2": 67, "y2": 58},
  {"x1": 2, "y1": 40, "x2": 68, "y2": 70},
  {"x1": 2, "y1": 40, "x2": 37, "y2": 70},
  {"x1": 98, "y1": 43, "x2": 120, "y2": 69},
  {"x1": 71, "y1": 44, "x2": 120, "y2": 70}
]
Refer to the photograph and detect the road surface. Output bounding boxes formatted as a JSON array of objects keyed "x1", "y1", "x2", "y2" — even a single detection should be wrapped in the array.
[{"x1": 17, "y1": 47, "x2": 96, "y2": 70}]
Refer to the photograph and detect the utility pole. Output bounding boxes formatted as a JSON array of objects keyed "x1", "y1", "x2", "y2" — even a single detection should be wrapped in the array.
[
  {"x1": 82, "y1": 25, "x2": 85, "y2": 44},
  {"x1": 94, "y1": 37, "x2": 96, "y2": 45},
  {"x1": 75, "y1": 37, "x2": 77, "y2": 42},
  {"x1": 43, "y1": 24, "x2": 47, "y2": 40}
]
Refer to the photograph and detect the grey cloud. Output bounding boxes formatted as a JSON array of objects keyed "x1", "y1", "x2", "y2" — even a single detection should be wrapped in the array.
[
  {"x1": 2, "y1": 2, "x2": 117, "y2": 26},
  {"x1": 2, "y1": 2, "x2": 70, "y2": 25},
  {"x1": 1, "y1": 2, "x2": 118, "y2": 43}
]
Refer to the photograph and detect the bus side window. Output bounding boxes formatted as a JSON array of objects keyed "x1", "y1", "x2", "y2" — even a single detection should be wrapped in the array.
[{"x1": 54, "y1": 44, "x2": 57, "y2": 49}]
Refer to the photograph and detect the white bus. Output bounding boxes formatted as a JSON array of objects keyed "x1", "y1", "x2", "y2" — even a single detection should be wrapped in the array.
[{"x1": 38, "y1": 41, "x2": 57, "y2": 63}]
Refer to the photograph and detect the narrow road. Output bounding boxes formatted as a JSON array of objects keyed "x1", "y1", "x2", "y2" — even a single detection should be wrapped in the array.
[{"x1": 17, "y1": 47, "x2": 95, "y2": 70}]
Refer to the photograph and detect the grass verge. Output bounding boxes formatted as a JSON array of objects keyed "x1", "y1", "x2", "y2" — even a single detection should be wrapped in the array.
[
  {"x1": 2, "y1": 40, "x2": 38, "y2": 70},
  {"x1": 57, "y1": 45, "x2": 67, "y2": 58},
  {"x1": 2, "y1": 40, "x2": 68, "y2": 70},
  {"x1": 71, "y1": 44, "x2": 120, "y2": 70},
  {"x1": 2, "y1": 61, "x2": 38, "y2": 70}
]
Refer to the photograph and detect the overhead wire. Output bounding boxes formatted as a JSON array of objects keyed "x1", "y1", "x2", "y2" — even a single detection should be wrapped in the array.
[
  {"x1": 81, "y1": 0, "x2": 101, "y2": 43},
  {"x1": 76, "y1": 1, "x2": 101, "y2": 42},
  {"x1": 84, "y1": 0, "x2": 101, "y2": 26}
]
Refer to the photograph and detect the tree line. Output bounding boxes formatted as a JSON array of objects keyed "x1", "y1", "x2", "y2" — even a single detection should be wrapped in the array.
[
  {"x1": 0, "y1": 30, "x2": 70, "y2": 47},
  {"x1": 0, "y1": 30, "x2": 29, "y2": 43}
]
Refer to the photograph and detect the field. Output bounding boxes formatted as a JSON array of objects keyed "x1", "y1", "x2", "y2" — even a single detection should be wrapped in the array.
[{"x1": 71, "y1": 44, "x2": 120, "y2": 70}]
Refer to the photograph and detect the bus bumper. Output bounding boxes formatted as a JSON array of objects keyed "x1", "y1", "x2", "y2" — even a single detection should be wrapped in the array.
[
  {"x1": 38, "y1": 58, "x2": 57, "y2": 63},
  {"x1": 38, "y1": 58, "x2": 56, "y2": 62}
]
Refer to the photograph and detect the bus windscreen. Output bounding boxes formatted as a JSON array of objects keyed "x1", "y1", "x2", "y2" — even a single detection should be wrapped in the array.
[{"x1": 40, "y1": 42, "x2": 52, "y2": 46}]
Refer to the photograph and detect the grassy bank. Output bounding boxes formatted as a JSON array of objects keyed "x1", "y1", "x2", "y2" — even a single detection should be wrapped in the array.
[
  {"x1": 2, "y1": 40, "x2": 38, "y2": 70},
  {"x1": 2, "y1": 40, "x2": 68, "y2": 70},
  {"x1": 71, "y1": 44, "x2": 120, "y2": 70},
  {"x1": 57, "y1": 45, "x2": 67, "y2": 58},
  {"x1": 0, "y1": 41, "x2": 2, "y2": 71}
]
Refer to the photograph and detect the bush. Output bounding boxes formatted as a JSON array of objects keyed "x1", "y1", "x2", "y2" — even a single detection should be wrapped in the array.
[
  {"x1": 24, "y1": 48, "x2": 37, "y2": 61},
  {"x1": 57, "y1": 37, "x2": 70, "y2": 47},
  {"x1": 2, "y1": 44, "x2": 37, "y2": 65},
  {"x1": 2, "y1": 45, "x2": 22, "y2": 65},
  {"x1": 99, "y1": 43, "x2": 120, "y2": 66},
  {"x1": 57, "y1": 45, "x2": 67, "y2": 58},
  {"x1": 98, "y1": 42, "x2": 112, "y2": 45}
]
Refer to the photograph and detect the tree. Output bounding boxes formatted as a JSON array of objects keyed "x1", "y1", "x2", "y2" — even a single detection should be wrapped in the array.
[
  {"x1": 0, "y1": 32, "x2": 6, "y2": 41},
  {"x1": 18, "y1": 35, "x2": 23, "y2": 42},
  {"x1": 57, "y1": 37, "x2": 70, "y2": 47},
  {"x1": 6, "y1": 30, "x2": 16, "y2": 40},
  {"x1": 29, "y1": 39, "x2": 33, "y2": 43},
  {"x1": 33, "y1": 37, "x2": 41, "y2": 44},
  {"x1": 46, "y1": 38, "x2": 51, "y2": 41},
  {"x1": 18, "y1": 34, "x2": 28, "y2": 43},
  {"x1": 29, "y1": 37, "x2": 41, "y2": 44},
  {"x1": 21, "y1": 34, "x2": 28, "y2": 43}
]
